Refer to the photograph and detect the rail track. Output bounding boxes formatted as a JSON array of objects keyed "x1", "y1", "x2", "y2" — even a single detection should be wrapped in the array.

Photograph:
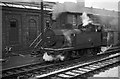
[
  {"x1": 38, "y1": 53, "x2": 119, "y2": 79},
  {"x1": 1, "y1": 46, "x2": 120, "y2": 79},
  {"x1": 105, "y1": 46, "x2": 120, "y2": 51}
]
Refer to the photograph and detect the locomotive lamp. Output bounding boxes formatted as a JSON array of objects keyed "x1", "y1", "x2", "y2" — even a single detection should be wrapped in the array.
[{"x1": 46, "y1": 20, "x2": 50, "y2": 29}]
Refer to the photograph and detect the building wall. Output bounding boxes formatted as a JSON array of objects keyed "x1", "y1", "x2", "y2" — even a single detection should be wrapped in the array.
[
  {"x1": 2, "y1": 6, "x2": 50, "y2": 52},
  {"x1": 67, "y1": 13, "x2": 83, "y2": 29},
  {"x1": 118, "y1": 12, "x2": 120, "y2": 44},
  {"x1": 52, "y1": 12, "x2": 67, "y2": 29}
]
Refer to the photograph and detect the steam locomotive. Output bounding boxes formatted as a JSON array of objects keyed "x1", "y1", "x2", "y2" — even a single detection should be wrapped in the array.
[{"x1": 41, "y1": 12, "x2": 108, "y2": 61}]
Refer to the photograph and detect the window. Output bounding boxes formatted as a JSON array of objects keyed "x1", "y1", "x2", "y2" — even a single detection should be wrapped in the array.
[
  {"x1": 29, "y1": 19, "x2": 37, "y2": 42},
  {"x1": 10, "y1": 19, "x2": 17, "y2": 28},
  {"x1": 9, "y1": 19, "x2": 19, "y2": 44},
  {"x1": 73, "y1": 15, "x2": 77, "y2": 27}
]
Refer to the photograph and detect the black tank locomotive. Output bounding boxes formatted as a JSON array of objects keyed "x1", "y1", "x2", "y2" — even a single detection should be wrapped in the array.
[{"x1": 42, "y1": 23, "x2": 107, "y2": 61}]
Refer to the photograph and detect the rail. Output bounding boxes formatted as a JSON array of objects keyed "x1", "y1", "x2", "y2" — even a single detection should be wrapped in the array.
[
  {"x1": 2, "y1": 48, "x2": 120, "y2": 79},
  {"x1": 35, "y1": 53, "x2": 120, "y2": 79},
  {"x1": 34, "y1": 28, "x2": 48, "y2": 48},
  {"x1": 29, "y1": 33, "x2": 42, "y2": 47},
  {"x1": 34, "y1": 39, "x2": 42, "y2": 48}
]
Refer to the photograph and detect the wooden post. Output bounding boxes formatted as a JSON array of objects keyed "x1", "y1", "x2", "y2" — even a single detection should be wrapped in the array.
[{"x1": 41, "y1": 0, "x2": 44, "y2": 46}]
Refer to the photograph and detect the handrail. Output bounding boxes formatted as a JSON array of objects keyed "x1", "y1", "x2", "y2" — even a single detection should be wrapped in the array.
[
  {"x1": 29, "y1": 33, "x2": 42, "y2": 47},
  {"x1": 34, "y1": 39, "x2": 42, "y2": 48}
]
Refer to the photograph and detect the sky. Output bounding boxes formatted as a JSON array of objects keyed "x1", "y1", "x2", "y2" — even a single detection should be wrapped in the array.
[
  {"x1": 0, "y1": 0, "x2": 119, "y2": 11},
  {"x1": 47, "y1": 0, "x2": 119, "y2": 11},
  {"x1": 85, "y1": 0, "x2": 119, "y2": 11}
]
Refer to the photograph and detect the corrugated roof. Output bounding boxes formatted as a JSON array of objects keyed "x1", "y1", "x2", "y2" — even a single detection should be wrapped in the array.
[
  {"x1": 0, "y1": 1, "x2": 118, "y2": 17},
  {"x1": 0, "y1": 1, "x2": 56, "y2": 11}
]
